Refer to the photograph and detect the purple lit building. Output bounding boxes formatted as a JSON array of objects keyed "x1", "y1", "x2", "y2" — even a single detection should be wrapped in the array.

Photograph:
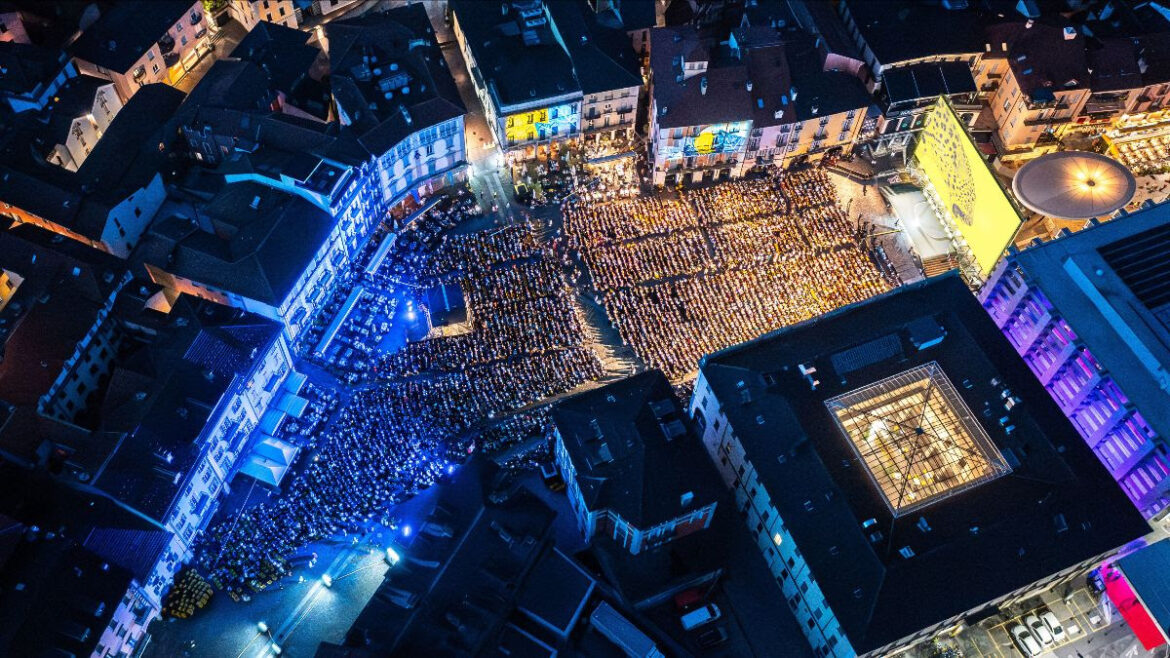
[{"x1": 979, "y1": 205, "x2": 1170, "y2": 522}]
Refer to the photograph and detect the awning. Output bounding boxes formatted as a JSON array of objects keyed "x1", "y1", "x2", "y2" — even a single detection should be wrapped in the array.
[
  {"x1": 238, "y1": 457, "x2": 288, "y2": 487},
  {"x1": 259, "y1": 408, "x2": 285, "y2": 435},
  {"x1": 276, "y1": 392, "x2": 309, "y2": 418},
  {"x1": 284, "y1": 371, "x2": 308, "y2": 395},
  {"x1": 254, "y1": 437, "x2": 298, "y2": 466}
]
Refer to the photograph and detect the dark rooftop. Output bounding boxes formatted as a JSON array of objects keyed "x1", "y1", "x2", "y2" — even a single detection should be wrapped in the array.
[
  {"x1": 229, "y1": 20, "x2": 323, "y2": 99},
  {"x1": 449, "y1": 0, "x2": 582, "y2": 110},
  {"x1": 0, "y1": 534, "x2": 133, "y2": 658},
  {"x1": 984, "y1": 19, "x2": 1089, "y2": 98},
  {"x1": 0, "y1": 83, "x2": 184, "y2": 241},
  {"x1": 71, "y1": 0, "x2": 201, "y2": 73},
  {"x1": 84, "y1": 297, "x2": 281, "y2": 520},
  {"x1": 843, "y1": 0, "x2": 990, "y2": 68},
  {"x1": 0, "y1": 41, "x2": 67, "y2": 101},
  {"x1": 698, "y1": 273, "x2": 1150, "y2": 653},
  {"x1": 328, "y1": 456, "x2": 570, "y2": 656},
  {"x1": 652, "y1": 25, "x2": 870, "y2": 130},
  {"x1": 552, "y1": 370, "x2": 720, "y2": 530},
  {"x1": 325, "y1": 4, "x2": 465, "y2": 155},
  {"x1": 135, "y1": 181, "x2": 335, "y2": 306},
  {"x1": 0, "y1": 229, "x2": 126, "y2": 406},
  {"x1": 883, "y1": 61, "x2": 977, "y2": 108}
]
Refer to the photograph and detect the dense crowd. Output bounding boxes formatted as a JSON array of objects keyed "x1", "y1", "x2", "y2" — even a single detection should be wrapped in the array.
[
  {"x1": 564, "y1": 171, "x2": 893, "y2": 379},
  {"x1": 191, "y1": 169, "x2": 892, "y2": 597},
  {"x1": 194, "y1": 198, "x2": 603, "y2": 594}
]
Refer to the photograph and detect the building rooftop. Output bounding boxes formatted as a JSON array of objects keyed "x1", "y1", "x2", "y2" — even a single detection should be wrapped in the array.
[
  {"x1": 0, "y1": 228, "x2": 126, "y2": 407},
  {"x1": 651, "y1": 24, "x2": 870, "y2": 131},
  {"x1": 544, "y1": 0, "x2": 642, "y2": 95},
  {"x1": 882, "y1": 61, "x2": 977, "y2": 109},
  {"x1": 449, "y1": 0, "x2": 582, "y2": 110},
  {"x1": 1086, "y1": 37, "x2": 1145, "y2": 93},
  {"x1": 842, "y1": 0, "x2": 990, "y2": 67},
  {"x1": 230, "y1": 20, "x2": 323, "y2": 102},
  {"x1": 83, "y1": 297, "x2": 281, "y2": 520},
  {"x1": 0, "y1": 532, "x2": 133, "y2": 658},
  {"x1": 1009, "y1": 202, "x2": 1170, "y2": 466},
  {"x1": 698, "y1": 273, "x2": 1150, "y2": 653},
  {"x1": 1011, "y1": 150, "x2": 1136, "y2": 220},
  {"x1": 984, "y1": 19, "x2": 1089, "y2": 99},
  {"x1": 70, "y1": 0, "x2": 201, "y2": 73},
  {"x1": 326, "y1": 456, "x2": 597, "y2": 656},
  {"x1": 0, "y1": 83, "x2": 184, "y2": 242},
  {"x1": 325, "y1": 4, "x2": 465, "y2": 155},
  {"x1": 0, "y1": 41, "x2": 67, "y2": 102},
  {"x1": 135, "y1": 181, "x2": 335, "y2": 306},
  {"x1": 552, "y1": 370, "x2": 720, "y2": 530}
]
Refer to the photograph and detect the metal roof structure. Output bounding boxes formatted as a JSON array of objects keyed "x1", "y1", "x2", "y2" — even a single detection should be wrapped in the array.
[
  {"x1": 825, "y1": 362, "x2": 1011, "y2": 516},
  {"x1": 1012, "y1": 151, "x2": 1137, "y2": 220}
]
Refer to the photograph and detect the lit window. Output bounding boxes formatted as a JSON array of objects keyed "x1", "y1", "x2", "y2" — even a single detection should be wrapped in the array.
[{"x1": 773, "y1": 532, "x2": 783, "y2": 546}]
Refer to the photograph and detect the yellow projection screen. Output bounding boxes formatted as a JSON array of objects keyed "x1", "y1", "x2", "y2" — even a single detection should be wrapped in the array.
[{"x1": 913, "y1": 98, "x2": 1022, "y2": 276}]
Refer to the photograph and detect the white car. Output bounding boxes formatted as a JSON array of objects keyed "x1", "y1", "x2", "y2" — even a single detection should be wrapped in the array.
[
  {"x1": 1009, "y1": 624, "x2": 1042, "y2": 657},
  {"x1": 1039, "y1": 610, "x2": 1066, "y2": 643},
  {"x1": 1025, "y1": 613, "x2": 1054, "y2": 645},
  {"x1": 680, "y1": 603, "x2": 722, "y2": 631}
]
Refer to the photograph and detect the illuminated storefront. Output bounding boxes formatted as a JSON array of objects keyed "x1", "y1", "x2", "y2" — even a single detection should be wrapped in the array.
[{"x1": 503, "y1": 102, "x2": 580, "y2": 147}]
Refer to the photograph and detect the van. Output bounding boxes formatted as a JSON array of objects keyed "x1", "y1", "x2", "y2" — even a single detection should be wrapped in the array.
[{"x1": 680, "y1": 603, "x2": 721, "y2": 631}]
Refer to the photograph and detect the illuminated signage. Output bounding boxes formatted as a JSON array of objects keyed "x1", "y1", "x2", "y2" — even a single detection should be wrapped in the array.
[
  {"x1": 913, "y1": 98, "x2": 1022, "y2": 276},
  {"x1": 504, "y1": 103, "x2": 579, "y2": 144},
  {"x1": 658, "y1": 121, "x2": 750, "y2": 160}
]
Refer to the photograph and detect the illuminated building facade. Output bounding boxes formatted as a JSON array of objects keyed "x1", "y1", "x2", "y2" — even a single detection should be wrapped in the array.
[
  {"x1": 983, "y1": 20, "x2": 1090, "y2": 157},
  {"x1": 70, "y1": 0, "x2": 211, "y2": 103},
  {"x1": 979, "y1": 203, "x2": 1170, "y2": 523},
  {"x1": 450, "y1": 0, "x2": 641, "y2": 158},
  {"x1": 690, "y1": 274, "x2": 1150, "y2": 658},
  {"x1": 649, "y1": 25, "x2": 869, "y2": 186},
  {"x1": 228, "y1": 0, "x2": 298, "y2": 30},
  {"x1": 325, "y1": 6, "x2": 468, "y2": 216},
  {"x1": 551, "y1": 371, "x2": 719, "y2": 556}
]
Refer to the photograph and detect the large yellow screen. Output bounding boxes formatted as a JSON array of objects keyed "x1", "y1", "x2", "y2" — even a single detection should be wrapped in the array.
[{"x1": 913, "y1": 98, "x2": 1021, "y2": 276}]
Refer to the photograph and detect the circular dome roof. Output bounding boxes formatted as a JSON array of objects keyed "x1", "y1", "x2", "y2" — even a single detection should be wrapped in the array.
[{"x1": 1011, "y1": 151, "x2": 1137, "y2": 220}]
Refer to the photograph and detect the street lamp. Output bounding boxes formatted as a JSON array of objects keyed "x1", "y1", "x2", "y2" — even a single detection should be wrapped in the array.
[
  {"x1": 321, "y1": 574, "x2": 333, "y2": 588},
  {"x1": 257, "y1": 621, "x2": 269, "y2": 634}
]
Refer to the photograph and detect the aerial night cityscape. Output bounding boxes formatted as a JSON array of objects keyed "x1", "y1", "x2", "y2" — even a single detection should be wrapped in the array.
[{"x1": 4, "y1": 1, "x2": 1170, "y2": 658}]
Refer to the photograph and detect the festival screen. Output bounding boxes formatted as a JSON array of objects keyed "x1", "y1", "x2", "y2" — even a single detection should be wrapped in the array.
[
  {"x1": 504, "y1": 103, "x2": 579, "y2": 144},
  {"x1": 913, "y1": 98, "x2": 1022, "y2": 276}
]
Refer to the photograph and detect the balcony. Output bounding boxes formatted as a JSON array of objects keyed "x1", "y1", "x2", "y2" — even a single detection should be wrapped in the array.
[{"x1": 1023, "y1": 114, "x2": 1075, "y2": 127}]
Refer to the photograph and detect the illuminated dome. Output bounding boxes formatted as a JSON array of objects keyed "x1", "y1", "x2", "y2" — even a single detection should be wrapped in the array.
[{"x1": 1012, "y1": 151, "x2": 1137, "y2": 220}]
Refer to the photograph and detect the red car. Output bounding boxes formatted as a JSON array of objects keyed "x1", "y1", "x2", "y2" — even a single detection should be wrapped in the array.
[{"x1": 673, "y1": 588, "x2": 705, "y2": 612}]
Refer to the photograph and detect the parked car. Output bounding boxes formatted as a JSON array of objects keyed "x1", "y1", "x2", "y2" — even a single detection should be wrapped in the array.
[
  {"x1": 1025, "y1": 613, "x2": 1054, "y2": 645},
  {"x1": 697, "y1": 626, "x2": 729, "y2": 649},
  {"x1": 1009, "y1": 624, "x2": 1042, "y2": 657},
  {"x1": 680, "y1": 603, "x2": 721, "y2": 631},
  {"x1": 1039, "y1": 609, "x2": 1066, "y2": 643}
]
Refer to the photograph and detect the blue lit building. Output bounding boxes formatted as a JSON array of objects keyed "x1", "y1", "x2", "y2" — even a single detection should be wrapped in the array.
[{"x1": 979, "y1": 204, "x2": 1170, "y2": 523}]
